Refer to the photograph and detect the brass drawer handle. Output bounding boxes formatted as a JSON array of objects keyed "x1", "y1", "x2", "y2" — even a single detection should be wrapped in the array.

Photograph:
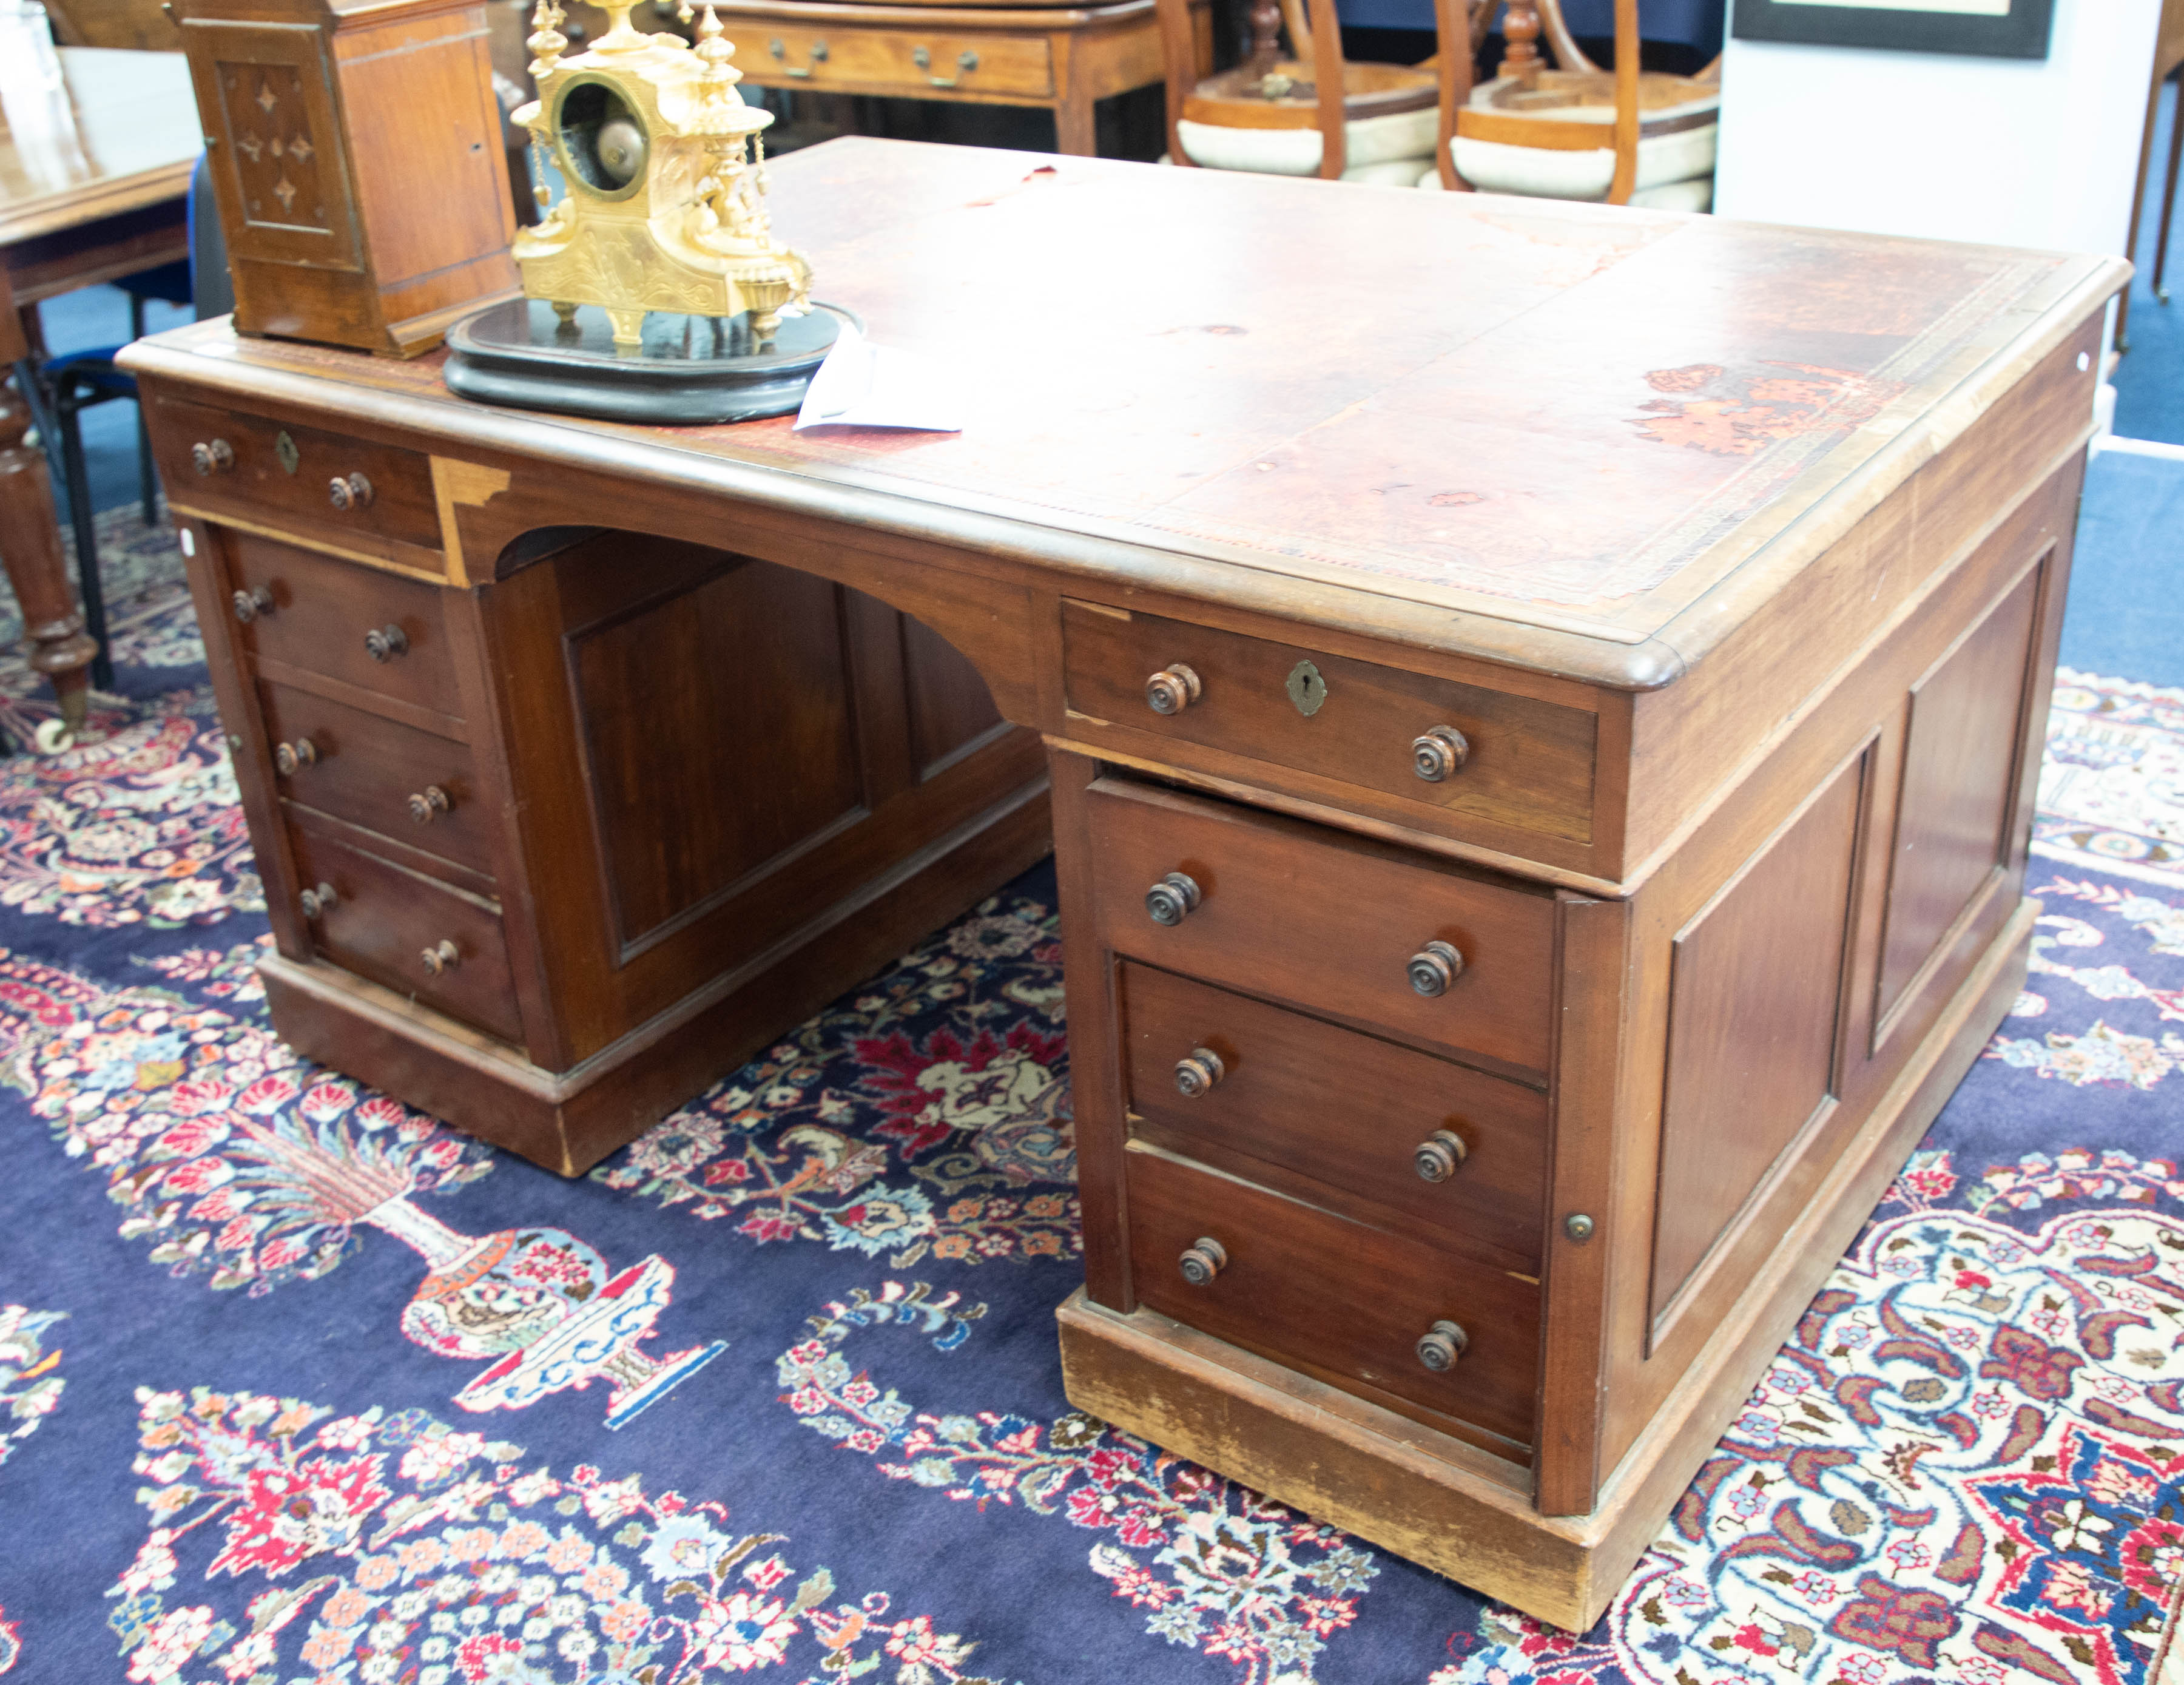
[
  {"x1": 1406, "y1": 939, "x2": 1464, "y2": 996},
  {"x1": 1412, "y1": 725, "x2": 1470, "y2": 782},
  {"x1": 1144, "y1": 663, "x2": 1201, "y2": 715},
  {"x1": 273, "y1": 737, "x2": 318, "y2": 776},
  {"x1": 1413, "y1": 1128, "x2": 1468, "y2": 1183},
  {"x1": 420, "y1": 939, "x2": 460, "y2": 976},
  {"x1": 912, "y1": 44, "x2": 976, "y2": 85},
  {"x1": 1173, "y1": 1047, "x2": 1225, "y2": 1096},
  {"x1": 1415, "y1": 1319, "x2": 1468, "y2": 1372},
  {"x1": 1178, "y1": 1235, "x2": 1227, "y2": 1285},
  {"x1": 329, "y1": 472, "x2": 374, "y2": 511},
  {"x1": 298, "y1": 881, "x2": 337, "y2": 919},
  {"x1": 231, "y1": 585, "x2": 275, "y2": 623},
  {"x1": 190, "y1": 437, "x2": 234, "y2": 476},
  {"x1": 1145, "y1": 871, "x2": 1201, "y2": 927},
  {"x1": 769, "y1": 36, "x2": 820, "y2": 73},
  {"x1": 408, "y1": 785, "x2": 451, "y2": 825},
  {"x1": 363, "y1": 624, "x2": 410, "y2": 662}
]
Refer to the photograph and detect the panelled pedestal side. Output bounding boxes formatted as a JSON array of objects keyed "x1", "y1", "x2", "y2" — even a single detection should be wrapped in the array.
[
  {"x1": 150, "y1": 383, "x2": 1053, "y2": 1175},
  {"x1": 1054, "y1": 453, "x2": 2079, "y2": 1632}
]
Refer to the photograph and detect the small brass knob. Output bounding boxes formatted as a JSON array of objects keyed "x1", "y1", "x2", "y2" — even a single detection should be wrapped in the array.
[
  {"x1": 1145, "y1": 871, "x2": 1202, "y2": 927},
  {"x1": 1178, "y1": 1236, "x2": 1228, "y2": 1286},
  {"x1": 273, "y1": 737, "x2": 318, "y2": 776},
  {"x1": 420, "y1": 939, "x2": 459, "y2": 976},
  {"x1": 190, "y1": 438, "x2": 234, "y2": 476},
  {"x1": 1174, "y1": 1047, "x2": 1225, "y2": 1097},
  {"x1": 1144, "y1": 663, "x2": 1202, "y2": 715},
  {"x1": 1416, "y1": 1319, "x2": 1468, "y2": 1372},
  {"x1": 363, "y1": 624, "x2": 409, "y2": 662},
  {"x1": 328, "y1": 472, "x2": 374, "y2": 511},
  {"x1": 407, "y1": 785, "x2": 451, "y2": 825},
  {"x1": 1413, "y1": 1129, "x2": 1468, "y2": 1183},
  {"x1": 231, "y1": 585, "x2": 275, "y2": 623},
  {"x1": 1412, "y1": 725, "x2": 1471, "y2": 782},
  {"x1": 298, "y1": 881, "x2": 337, "y2": 919},
  {"x1": 1407, "y1": 939, "x2": 1465, "y2": 996}
]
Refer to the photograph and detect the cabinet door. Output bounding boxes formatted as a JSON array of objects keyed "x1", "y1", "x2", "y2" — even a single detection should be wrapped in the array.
[{"x1": 183, "y1": 19, "x2": 363, "y2": 272}]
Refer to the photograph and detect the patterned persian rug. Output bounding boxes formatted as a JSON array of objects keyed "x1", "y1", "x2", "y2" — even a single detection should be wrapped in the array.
[{"x1": 0, "y1": 512, "x2": 2180, "y2": 1685}]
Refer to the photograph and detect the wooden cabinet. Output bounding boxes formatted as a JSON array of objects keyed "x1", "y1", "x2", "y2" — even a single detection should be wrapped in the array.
[{"x1": 158, "y1": 394, "x2": 1050, "y2": 1173}]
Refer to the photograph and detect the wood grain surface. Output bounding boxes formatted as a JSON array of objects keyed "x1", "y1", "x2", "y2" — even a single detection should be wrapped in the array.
[{"x1": 121, "y1": 138, "x2": 2124, "y2": 675}]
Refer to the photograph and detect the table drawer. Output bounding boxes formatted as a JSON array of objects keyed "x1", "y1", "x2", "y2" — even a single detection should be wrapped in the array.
[
  {"x1": 750, "y1": 25, "x2": 1054, "y2": 96},
  {"x1": 1128, "y1": 1147, "x2": 1539, "y2": 1447},
  {"x1": 286, "y1": 819, "x2": 522, "y2": 1044},
  {"x1": 225, "y1": 534, "x2": 463, "y2": 723},
  {"x1": 1063, "y1": 600, "x2": 1597, "y2": 843},
  {"x1": 155, "y1": 395, "x2": 442, "y2": 554},
  {"x1": 1121, "y1": 962, "x2": 1547, "y2": 1267},
  {"x1": 1087, "y1": 776, "x2": 1555, "y2": 1073},
  {"x1": 258, "y1": 681, "x2": 493, "y2": 877}
]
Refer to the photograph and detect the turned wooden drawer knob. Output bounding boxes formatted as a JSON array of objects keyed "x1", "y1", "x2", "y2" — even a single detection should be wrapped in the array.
[
  {"x1": 1413, "y1": 1129, "x2": 1469, "y2": 1183},
  {"x1": 1174, "y1": 1047, "x2": 1225, "y2": 1097},
  {"x1": 1144, "y1": 663, "x2": 1202, "y2": 715},
  {"x1": 1144, "y1": 871, "x2": 1202, "y2": 927},
  {"x1": 408, "y1": 785, "x2": 451, "y2": 824},
  {"x1": 231, "y1": 585, "x2": 275, "y2": 623},
  {"x1": 1415, "y1": 1319, "x2": 1469, "y2": 1372},
  {"x1": 190, "y1": 438, "x2": 234, "y2": 476},
  {"x1": 420, "y1": 939, "x2": 460, "y2": 976},
  {"x1": 328, "y1": 472, "x2": 374, "y2": 511},
  {"x1": 363, "y1": 624, "x2": 409, "y2": 662},
  {"x1": 1407, "y1": 939, "x2": 1465, "y2": 996},
  {"x1": 1412, "y1": 725, "x2": 1470, "y2": 782},
  {"x1": 298, "y1": 882, "x2": 337, "y2": 919},
  {"x1": 273, "y1": 737, "x2": 318, "y2": 776},
  {"x1": 1178, "y1": 1235, "x2": 1228, "y2": 1285}
]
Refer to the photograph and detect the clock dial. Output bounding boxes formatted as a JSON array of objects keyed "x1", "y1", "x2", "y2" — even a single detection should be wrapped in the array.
[{"x1": 556, "y1": 80, "x2": 649, "y2": 195}]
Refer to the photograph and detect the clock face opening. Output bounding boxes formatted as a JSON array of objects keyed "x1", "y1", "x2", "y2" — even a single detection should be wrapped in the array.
[{"x1": 555, "y1": 79, "x2": 650, "y2": 198}]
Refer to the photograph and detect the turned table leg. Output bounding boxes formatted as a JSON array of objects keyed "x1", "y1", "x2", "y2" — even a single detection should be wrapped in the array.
[{"x1": 0, "y1": 340, "x2": 98, "y2": 747}]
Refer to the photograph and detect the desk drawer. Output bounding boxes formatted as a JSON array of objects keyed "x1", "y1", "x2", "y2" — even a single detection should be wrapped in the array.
[
  {"x1": 750, "y1": 25, "x2": 1054, "y2": 96},
  {"x1": 258, "y1": 681, "x2": 493, "y2": 877},
  {"x1": 1120, "y1": 963, "x2": 1546, "y2": 1267},
  {"x1": 1087, "y1": 776, "x2": 1555, "y2": 1073},
  {"x1": 155, "y1": 395, "x2": 442, "y2": 554},
  {"x1": 1127, "y1": 1147, "x2": 1538, "y2": 1447},
  {"x1": 286, "y1": 819, "x2": 522, "y2": 1044},
  {"x1": 1063, "y1": 600, "x2": 1597, "y2": 843},
  {"x1": 226, "y1": 535, "x2": 463, "y2": 723}
]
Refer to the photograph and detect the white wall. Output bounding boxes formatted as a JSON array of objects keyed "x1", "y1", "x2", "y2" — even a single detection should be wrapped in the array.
[{"x1": 1714, "y1": 0, "x2": 2160, "y2": 258}]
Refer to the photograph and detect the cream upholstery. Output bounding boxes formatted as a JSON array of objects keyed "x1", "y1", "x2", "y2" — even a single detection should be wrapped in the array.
[{"x1": 1176, "y1": 104, "x2": 1439, "y2": 181}]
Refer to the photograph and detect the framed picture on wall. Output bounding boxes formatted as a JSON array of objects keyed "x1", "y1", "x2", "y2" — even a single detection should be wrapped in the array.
[{"x1": 1730, "y1": 0, "x2": 2054, "y2": 57}]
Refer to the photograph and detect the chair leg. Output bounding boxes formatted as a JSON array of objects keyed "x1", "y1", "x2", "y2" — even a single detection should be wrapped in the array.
[
  {"x1": 2157, "y1": 72, "x2": 2182, "y2": 305},
  {"x1": 128, "y1": 294, "x2": 159, "y2": 521},
  {"x1": 54, "y1": 386, "x2": 114, "y2": 692}
]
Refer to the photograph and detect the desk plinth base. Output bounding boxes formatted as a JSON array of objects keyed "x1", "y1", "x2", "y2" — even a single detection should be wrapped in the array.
[{"x1": 1059, "y1": 896, "x2": 2037, "y2": 1632}]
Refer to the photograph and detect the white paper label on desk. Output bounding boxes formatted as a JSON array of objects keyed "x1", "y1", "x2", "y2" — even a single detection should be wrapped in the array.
[{"x1": 793, "y1": 322, "x2": 963, "y2": 433}]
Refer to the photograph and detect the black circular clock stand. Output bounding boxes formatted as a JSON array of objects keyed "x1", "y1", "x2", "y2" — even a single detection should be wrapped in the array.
[{"x1": 443, "y1": 299, "x2": 853, "y2": 425}]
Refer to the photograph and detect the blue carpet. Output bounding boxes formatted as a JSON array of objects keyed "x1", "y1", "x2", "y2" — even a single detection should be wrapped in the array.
[
  {"x1": 2061, "y1": 448, "x2": 2184, "y2": 689},
  {"x1": 2115, "y1": 79, "x2": 2184, "y2": 445},
  {"x1": 0, "y1": 523, "x2": 2182, "y2": 1681}
]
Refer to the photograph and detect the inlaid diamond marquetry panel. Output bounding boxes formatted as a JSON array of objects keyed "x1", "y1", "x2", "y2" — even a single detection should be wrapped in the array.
[{"x1": 216, "y1": 61, "x2": 331, "y2": 230}]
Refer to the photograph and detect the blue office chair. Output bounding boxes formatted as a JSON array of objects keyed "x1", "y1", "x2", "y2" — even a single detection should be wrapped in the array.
[{"x1": 41, "y1": 155, "x2": 228, "y2": 689}]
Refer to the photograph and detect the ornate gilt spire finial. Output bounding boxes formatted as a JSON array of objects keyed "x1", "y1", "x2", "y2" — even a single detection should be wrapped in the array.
[{"x1": 526, "y1": 0, "x2": 567, "y2": 78}]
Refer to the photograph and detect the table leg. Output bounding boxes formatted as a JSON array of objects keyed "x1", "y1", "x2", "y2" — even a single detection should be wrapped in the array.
[
  {"x1": 0, "y1": 367, "x2": 98, "y2": 749},
  {"x1": 1054, "y1": 95, "x2": 1097, "y2": 157}
]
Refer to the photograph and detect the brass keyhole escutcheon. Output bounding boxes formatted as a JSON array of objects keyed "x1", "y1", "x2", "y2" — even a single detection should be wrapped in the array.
[
  {"x1": 1285, "y1": 660, "x2": 1327, "y2": 717},
  {"x1": 275, "y1": 430, "x2": 300, "y2": 474}
]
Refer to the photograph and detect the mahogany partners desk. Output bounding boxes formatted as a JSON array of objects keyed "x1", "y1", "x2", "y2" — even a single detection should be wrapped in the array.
[{"x1": 122, "y1": 139, "x2": 2124, "y2": 1629}]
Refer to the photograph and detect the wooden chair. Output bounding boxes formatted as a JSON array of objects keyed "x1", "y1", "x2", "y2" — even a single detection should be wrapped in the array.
[
  {"x1": 1154, "y1": 0, "x2": 1483, "y2": 184},
  {"x1": 1425, "y1": 0, "x2": 1718, "y2": 209}
]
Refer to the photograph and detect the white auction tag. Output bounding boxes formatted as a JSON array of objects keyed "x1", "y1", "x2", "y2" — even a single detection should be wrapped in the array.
[{"x1": 793, "y1": 320, "x2": 964, "y2": 433}]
